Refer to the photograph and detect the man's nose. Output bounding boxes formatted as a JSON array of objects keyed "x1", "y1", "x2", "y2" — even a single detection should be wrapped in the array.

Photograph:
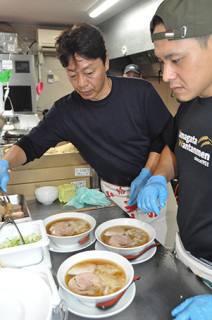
[
  {"x1": 78, "y1": 74, "x2": 88, "y2": 87},
  {"x1": 163, "y1": 64, "x2": 177, "y2": 82}
]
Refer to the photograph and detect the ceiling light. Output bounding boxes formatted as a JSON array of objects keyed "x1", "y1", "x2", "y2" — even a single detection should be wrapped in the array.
[{"x1": 89, "y1": 0, "x2": 120, "y2": 18}]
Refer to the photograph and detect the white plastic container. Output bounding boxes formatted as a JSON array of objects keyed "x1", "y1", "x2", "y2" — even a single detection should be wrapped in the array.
[{"x1": 0, "y1": 220, "x2": 50, "y2": 267}]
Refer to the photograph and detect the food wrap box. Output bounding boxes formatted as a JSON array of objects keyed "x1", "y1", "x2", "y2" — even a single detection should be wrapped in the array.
[{"x1": 0, "y1": 220, "x2": 49, "y2": 267}]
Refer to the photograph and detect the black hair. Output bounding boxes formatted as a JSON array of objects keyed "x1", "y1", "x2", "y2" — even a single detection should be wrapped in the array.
[
  {"x1": 150, "y1": 15, "x2": 163, "y2": 35},
  {"x1": 55, "y1": 22, "x2": 107, "y2": 68}
]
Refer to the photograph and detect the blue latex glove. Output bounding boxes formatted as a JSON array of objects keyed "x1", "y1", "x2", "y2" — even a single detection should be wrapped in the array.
[
  {"x1": 127, "y1": 168, "x2": 152, "y2": 206},
  {"x1": 137, "y1": 175, "x2": 168, "y2": 216},
  {"x1": 0, "y1": 159, "x2": 10, "y2": 193},
  {"x1": 171, "y1": 295, "x2": 212, "y2": 320}
]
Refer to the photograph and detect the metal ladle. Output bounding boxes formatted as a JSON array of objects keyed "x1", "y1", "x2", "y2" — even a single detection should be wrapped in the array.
[{"x1": 0, "y1": 216, "x2": 25, "y2": 245}]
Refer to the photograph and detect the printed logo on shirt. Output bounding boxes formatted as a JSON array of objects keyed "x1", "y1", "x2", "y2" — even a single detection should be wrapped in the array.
[{"x1": 178, "y1": 130, "x2": 211, "y2": 167}]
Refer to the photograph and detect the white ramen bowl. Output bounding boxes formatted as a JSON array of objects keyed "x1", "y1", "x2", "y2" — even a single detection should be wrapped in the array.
[
  {"x1": 57, "y1": 250, "x2": 134, "y2": 307},
  {"x1": 43, "y1": 211, "x2": 96, "y2": 248},
  {"x1": 34, "y1": 186, "x2": 58, "y2": 205},
  {"x1": 0, "y1": 268, "x2": 53, "y2": 320},
  {"x1": 95, "y1": 218, "x2": 156, "y2": 256}
]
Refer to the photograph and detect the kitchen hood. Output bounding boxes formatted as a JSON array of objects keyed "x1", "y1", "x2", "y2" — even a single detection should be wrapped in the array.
[{"x1": 99, "y1": 0, "x2": 163, "y2": 77}]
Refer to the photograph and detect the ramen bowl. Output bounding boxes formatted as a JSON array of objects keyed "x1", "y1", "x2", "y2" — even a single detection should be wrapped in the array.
[
  {"x1": 43, "y1": 211, "x2": 96, "y2": 248},
  {"x1": 0, "y1": 268, "x2": 53, "y2": 320},
  {"x1": 34, "y1": 186, "x2": 58, "y2": 205},
  {"x1": 95, "y1": 218, "x2": 156, "y2": 256},
  {"x1": 57, "y1": 250, "x2": 134, "y2": 307}
]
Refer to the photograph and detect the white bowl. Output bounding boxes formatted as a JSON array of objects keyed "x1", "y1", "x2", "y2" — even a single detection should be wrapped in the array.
[
  {"x1": 95, "y1": 218, "x2": 156, "y2": 256},
  {"x1": 0, "y1": 220, "x2": 50, "y2": 267},
  {"x1": 43, "y1": 211, "x2": 96, "y2": 248},
  {"x1": 0, "y1": 268, "x2": 53, "y2": 320},
  {"x1": 34, "y1": 186, "x2": 58, "y2": 205},
  {"x1": 57, "y1": 250, "x2": 134, "y2": 307}
]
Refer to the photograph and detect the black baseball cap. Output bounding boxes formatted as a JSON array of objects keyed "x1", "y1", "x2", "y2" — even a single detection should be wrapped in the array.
[
  {"x1": 151, "y1": 0, "x2": 212, "y2": 42},
  {"x1": 124, "y1": 64, "x2": 141, "y2": 75}
]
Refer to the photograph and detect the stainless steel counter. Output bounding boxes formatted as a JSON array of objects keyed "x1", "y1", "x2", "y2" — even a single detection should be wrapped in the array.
[{"x1": 27, "y1": 200, "x2": 211, "y2": 320}]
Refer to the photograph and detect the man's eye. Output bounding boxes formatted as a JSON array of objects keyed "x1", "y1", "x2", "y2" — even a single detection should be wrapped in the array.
[
  {"x1": 87, "y1": 72, "x2": 93, "y2": 76},
  {"x1": 172, "y1": 58, "x2": 181, "y2": 63}
]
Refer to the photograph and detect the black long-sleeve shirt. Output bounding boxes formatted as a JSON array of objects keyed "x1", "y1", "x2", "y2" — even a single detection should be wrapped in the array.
[{"x1": 16, "y1": 76, "x2": 172, "y2": 186}]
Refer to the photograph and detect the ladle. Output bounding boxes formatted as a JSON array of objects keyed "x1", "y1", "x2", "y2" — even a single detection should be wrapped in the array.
[
  {"x1": 96, "y1": 276, "x2": 140, "y2": 310},
  {"x1": 0, "y1": 216, "x2": 25, "y2": 245},
  {"x1": 123, "y1": 242, "x2": 160, "y2": 260}
]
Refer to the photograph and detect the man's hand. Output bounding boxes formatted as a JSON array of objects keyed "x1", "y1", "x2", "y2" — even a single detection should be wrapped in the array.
[
  {"x1": 171, "y1": 295, "x2": 212, "y2": 320},
  {"x1": 0, "y1": 159, "x2": 10, "y2": 193},
  {"x1": 136, "y1": 175, "x2": 168, "y2": 215},
  {"x1": 127, "y1": 168, "x2": 152, "y2": 206}
]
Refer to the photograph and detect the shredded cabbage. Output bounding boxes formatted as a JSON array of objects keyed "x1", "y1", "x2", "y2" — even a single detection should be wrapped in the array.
[{"x1": 0, "y1": 233, "x2": 41, "y2": 249}]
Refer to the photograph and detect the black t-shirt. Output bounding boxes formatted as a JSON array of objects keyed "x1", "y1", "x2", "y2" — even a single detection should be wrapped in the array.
[
  {"x1": 165, "y1": 97, "x2": 212, "y2": 262},
  {"x1": 16, "y1": 76, "x2": 171, "y2": 186}
]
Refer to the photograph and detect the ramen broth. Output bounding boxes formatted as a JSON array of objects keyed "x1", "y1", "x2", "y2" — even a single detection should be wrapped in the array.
[
  {"x1": 46, "y1": 217, "x2": 91, "y2": 236},
  {"x1": 65, "y1": 259, "x2": 126, "y2": 296},
  {"x1": 101, "y1": 225, "x2": 149, "y2": 247}
]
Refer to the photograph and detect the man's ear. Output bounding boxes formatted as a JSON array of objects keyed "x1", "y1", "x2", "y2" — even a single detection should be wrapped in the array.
[{"x1": 105, "y1": 53, "x2": 109, "y2": 71}]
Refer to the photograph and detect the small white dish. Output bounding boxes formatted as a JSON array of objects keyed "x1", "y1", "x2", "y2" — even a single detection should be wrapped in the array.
[
  {"x1": 95, "y1": 240, "x2": 157, "y2": 265},
  {"x1": 48, "y1": 233, "x2": 96, "y2": 253},
  {"x1": 34, "y1": 186, "x2": 58, "y2": 205},
  {"x1": 59, "y1": 283, "x2": 136, "y2": 318}
]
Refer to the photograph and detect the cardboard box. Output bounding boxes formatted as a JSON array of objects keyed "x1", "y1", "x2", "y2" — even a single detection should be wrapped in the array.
[
  {"x1": 9, "y1": 164, "x2": 91, "y2": 184},
  {"x1": 7, "y1": 177, "x2": 90, "y2": 201},
  {"x1": 7, "y1": 151, "x2": 92, "y2": 200}
]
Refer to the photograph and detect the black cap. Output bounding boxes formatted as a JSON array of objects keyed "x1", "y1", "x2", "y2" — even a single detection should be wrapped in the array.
[
  {"x1": 151, "y1": 0, "x2": 212, "y2": 42},
  {"x1": 124, "y1": 64, "x2": 141, "y2": 75}
]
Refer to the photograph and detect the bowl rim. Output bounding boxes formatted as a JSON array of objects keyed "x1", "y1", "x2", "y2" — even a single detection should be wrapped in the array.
[
  {"x1": 95, "y1": 218, "x2": 156, "y2": 251},
  {"x1": 57, "y1": 249, "x2": 134, "y2": 301},
  {"x1": 35, "y1": 186, "x2": 58, "y2": 193}
]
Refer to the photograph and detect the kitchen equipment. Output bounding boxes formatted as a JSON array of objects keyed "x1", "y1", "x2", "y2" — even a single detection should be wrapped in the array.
[
  {"x1": 3, "y1": 128, "x2": 30, "y2": 143},
  {"x1": 96, "y1": 276, "x2": 140, "y2": 310},
  {"x1": 0, "y1": 54, "x2": 37, "y2": 115}
]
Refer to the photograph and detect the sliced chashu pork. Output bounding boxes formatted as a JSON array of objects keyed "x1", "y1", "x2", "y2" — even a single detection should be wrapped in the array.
[
  {"x1": 108, "y1": 235, "x2": 132, "y2": 247},
  {"x1": 50, "y1": 221, "x2": 75, "y2": 236},
  {"x1": 68, "y1": 272, "x2": 105, "y2": 295}
]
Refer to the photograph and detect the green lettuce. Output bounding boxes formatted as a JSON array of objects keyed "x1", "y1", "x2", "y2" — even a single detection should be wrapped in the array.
[{"x1": 0, "y1": 233, "x2": 41, "y2": 249}]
